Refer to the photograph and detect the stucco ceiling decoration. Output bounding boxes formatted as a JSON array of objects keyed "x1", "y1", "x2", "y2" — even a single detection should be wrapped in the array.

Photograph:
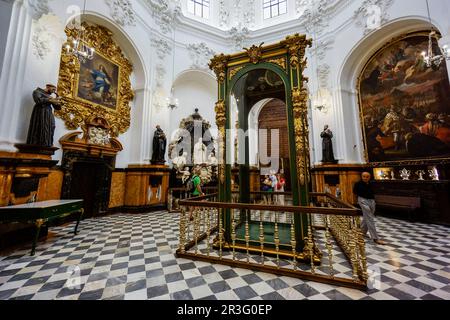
[
  {"x1": 32, "y1": 13, "x2": 65, "y2": 60},
  {"x1": 27, "y1": 0, "x2": 51, "y2": 20},
  {"x1": 105, "y1": 0, "x2": 137, "y2": 27},
  {"x1": 353, "y1": 0, "x2": 394, "y2": 34},
  {"x1": 143, "y1": 0, "x2": 182, "y2": 34},
  {"x1": 187, "y1": 42, "x2": 216, "y2": 70}
]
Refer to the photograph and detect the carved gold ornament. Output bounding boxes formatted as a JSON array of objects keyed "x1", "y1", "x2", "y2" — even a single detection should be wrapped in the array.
[
  {"x1": 282, "y1": 34, "x2": 312, "y2": 69},
  {"x1": 56, "y1": 22, "x2": 134, "y2": 137},
  {"x1": 244, "y1": 43, "x2": 264, "y2": 64},
  {"x1": 229, "y1": 66, "x2": 245, "y2": 80},
  {"x1": 209, "y1": 54, "x2": 230, "y2": 84},
  {"x1": 292, "y1": 86, "x2": 310, "y2": 186},
  {"x1": 215, "y1": 100, "x2": 226, "y2": 184},
  {"x1": 266, "y1": 57, "x2": 287, "y2": 70}
]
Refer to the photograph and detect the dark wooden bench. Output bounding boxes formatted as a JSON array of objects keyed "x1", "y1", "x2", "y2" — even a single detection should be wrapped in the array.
[{"x1": 374, "y1": 195, "x2": 421, "y2": 221}]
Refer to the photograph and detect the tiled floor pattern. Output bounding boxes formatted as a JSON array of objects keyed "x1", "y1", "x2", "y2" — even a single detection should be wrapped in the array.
[{"x1": 0, "y1": 212, "x2": 449, "y2": 300}]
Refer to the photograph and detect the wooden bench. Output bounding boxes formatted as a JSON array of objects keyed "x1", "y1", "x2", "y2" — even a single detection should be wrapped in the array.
[{"x1": 374, "y1": 195, "x2": 421, "y2": 221}]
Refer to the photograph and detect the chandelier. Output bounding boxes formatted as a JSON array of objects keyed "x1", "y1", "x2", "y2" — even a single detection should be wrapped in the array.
[
  {"x1": 63, "y1": 0, "x2": 95, "y2": 63},
  {"x1": 421, "y1": 0, "x2": 450, "y2": 69}
]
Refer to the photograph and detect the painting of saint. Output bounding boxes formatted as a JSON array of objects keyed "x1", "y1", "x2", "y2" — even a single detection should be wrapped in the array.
[
  {"x1": 359, "y1": 33, "x2": 450, "y2": 162},
  {"x1": 76, "y1": 51, "x2": 120, "y2": 110}
]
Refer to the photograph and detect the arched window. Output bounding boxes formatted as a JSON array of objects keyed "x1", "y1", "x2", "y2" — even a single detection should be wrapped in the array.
[
  {"x1": 263, "y1": 0, "x2": 287, "y2": 19},
  {"x1": 187, "y1": 0, "x2": 210, "y2": 19}
]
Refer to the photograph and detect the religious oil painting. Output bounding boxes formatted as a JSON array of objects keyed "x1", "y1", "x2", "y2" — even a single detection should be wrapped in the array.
[
  {"x1": 76, "y1": 50, "x2": 120, "y2": 110},
  {"x1": 359, "y1": 33, "x2": 450, "y2": 163}
]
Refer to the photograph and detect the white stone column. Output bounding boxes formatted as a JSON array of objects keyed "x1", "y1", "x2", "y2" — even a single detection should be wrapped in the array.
[
  {"x1": 129, "y1": 87, "x2": 153, "y2": 164},
  {"x1": 0, "y1": 0, "x2": 33, "y2": 152},
  {"x1": 334, "y1": 87, "x2": 365, "y2": 164},
  {"x1": 0, "y1": 0, "x2": 14, "y2": 75}
]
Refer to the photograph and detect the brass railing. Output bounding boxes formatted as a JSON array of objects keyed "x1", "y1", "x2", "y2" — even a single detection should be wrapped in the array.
[
  {"x1": 167, "y1": 186, "x2": 218, "y2": 212},
  {"x1": 176, "y1": 192, "x2": 368, "y2": 290}
]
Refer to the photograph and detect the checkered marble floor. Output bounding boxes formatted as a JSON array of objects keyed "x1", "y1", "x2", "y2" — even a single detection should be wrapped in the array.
[{"x1": 0, "y1": 212, "x2": 449, "y2": 300}]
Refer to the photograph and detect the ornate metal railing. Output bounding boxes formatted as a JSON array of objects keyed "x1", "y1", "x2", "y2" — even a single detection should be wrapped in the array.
[
  {"x1": 167, "y1": 186, "x2": 218, "y2": 212},
  {"x1": 176, "y1": 192, "x2": 368, "y2": 290}
]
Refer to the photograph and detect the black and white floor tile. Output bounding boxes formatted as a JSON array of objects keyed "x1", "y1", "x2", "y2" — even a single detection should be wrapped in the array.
[{"x1": 0, "y1": 212, "x2": 449, "y2": 300}]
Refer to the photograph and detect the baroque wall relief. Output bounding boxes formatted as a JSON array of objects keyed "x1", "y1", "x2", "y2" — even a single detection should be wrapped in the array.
[
  {"x1": 105, "y1": 0, "x2": 136, "y2": 27},
  {"x1": 144, "y1": 0, "x2": 182, "y2": 34},
  {"x1": 187, "y1": 42, "x2": 216, "y2": 70},
  {"x1": 150, "y1": 35, "x2": 172, "y2": 110},
  {"x1": 31, "y1": 13, "x2": 65, "y2": 60},
  {"x1": 353, "y1": 0, "x2": 394, "y2": 35},
  {"x1": 27, "y1": 0, "x2": 51, "y2": 20},
  {"x1": 56, "y1": 22, "x2": 134, "y2": 138}
]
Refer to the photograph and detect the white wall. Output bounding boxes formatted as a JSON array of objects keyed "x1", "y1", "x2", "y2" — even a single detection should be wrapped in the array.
[{"x1": 1, "y1": 0, "x2": 449, "y2": 169}]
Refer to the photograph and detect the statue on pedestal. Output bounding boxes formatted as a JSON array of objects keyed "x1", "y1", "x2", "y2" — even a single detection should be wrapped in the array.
[
  {"x1": 26, "y1": 84, "x2": 61, "y2": 147},
  {"x1": 151, "y1": 125, "x2": 167, "y2": 165},
  {"x1": 321, "y1": 125, "x2": 338, "y2": 164}
]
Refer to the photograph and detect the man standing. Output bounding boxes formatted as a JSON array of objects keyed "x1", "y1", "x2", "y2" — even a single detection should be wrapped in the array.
[{"x1": 353, "y1": 172, "x2": 386, "y2": 245}]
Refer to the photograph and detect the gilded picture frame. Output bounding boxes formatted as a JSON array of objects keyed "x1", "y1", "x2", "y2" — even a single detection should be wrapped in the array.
[
  {"x1": 56, "y1": 22, "x2": 134, "y2": 137},
  {"x1": 357, "y1": 31, "x2": 450, "y2": 165}
]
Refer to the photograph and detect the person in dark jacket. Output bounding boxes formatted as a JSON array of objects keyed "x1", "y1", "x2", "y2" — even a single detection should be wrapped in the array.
[{"x1": 353, "y1": 172, "x2": 386, "y2": 245}]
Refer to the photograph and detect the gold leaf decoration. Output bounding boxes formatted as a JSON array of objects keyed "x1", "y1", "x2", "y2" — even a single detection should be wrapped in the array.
[
  {"x1": 266, "y1": 57, "x2": 287, "y2": 70},
  {"x1": 215, "y1": 100, "x2": 226, "y2": 184},
  {"x1": 56, "y1": 22, "x2": 134, "y2": 137},
  {"x1": 209, "y1": 54, "x2": 230, "y2": 84},
  {"x1": 229, "y1": 66, "x2": 245, "y2": 80},
  {"x1": 244, "y1": 43, "x2": 264, "y2": 64},
  {"x1": 282, "y1": 34, "x2": 312, "y2": 69},
  {"x1": 292, "y1": 86, "x2": 310, "y2": 186}
]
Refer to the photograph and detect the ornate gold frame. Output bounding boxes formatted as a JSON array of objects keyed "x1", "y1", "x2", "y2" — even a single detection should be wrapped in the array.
[
  {"x1": 357, "y1": 30, "x2": 450, "y2": 165},
  {"x1": 56, "y1": 22, "x2": 134, "y2": 137}
]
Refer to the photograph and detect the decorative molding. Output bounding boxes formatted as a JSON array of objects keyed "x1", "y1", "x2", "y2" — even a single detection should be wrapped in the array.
[
  {"x1": 219, "y1": 0, "x2": 230, "y2": 28},
  {"x1": 244, "y1": 43, "x2": 264, "y2": 64},
  {"x1": 31, "y1": 14, "x2": 65, "y2": 60},
  {"x1": 298, "y1": 0, "x2": 335, "y2": 34},
  {"x1": 309, "y1": 38, "x2": 335, "y2": 62},
  {"x1": 209, "y1": 54, "x2": 230, "y2": 84},
  {"x1": 151, "y1": 36, "x2": 172, "y2": 60},
  {"x1": 27, "y1": 0, "x2": 50, "y2": 20},
  {"x1": 144, "y1": 0, "x2": 182, "y2": 34},
  {"x1": 105, "y1": 0, "x2": 136, "y2": 27},
  {"x1": 154, "y1": 64, "x2": 166, "y2": 89},
  {"x1": 317, "y1": 64, "x2": 331, "y2": 88},
  {"x1": 229, "y1": 24, "x2": 250, "y2": 50},
  {"x1": 187, "y1": 42, "x2": 216, "y2": 70},
  {"x1": 353, "y1": 0, "x2": 394, "y2": 34},
  {"x1": 150, "y1": 34, "x2": 172, "y2": 111}
]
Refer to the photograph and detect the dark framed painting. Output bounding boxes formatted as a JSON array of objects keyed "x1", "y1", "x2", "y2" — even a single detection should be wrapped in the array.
[
  {"x1": 76, "y1": 49, "x2": 120, "y2": 110},
  {"x1": 358, "y1": 32, "x2": 450, "y2": 163}
]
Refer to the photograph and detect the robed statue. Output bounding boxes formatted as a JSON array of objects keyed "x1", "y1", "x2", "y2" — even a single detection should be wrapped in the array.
[
  {"x1": 26, "y1": 84, "x2": 61, "y2": 147},
  {"x1": 193, "y1": 138, "x2": 207, "y2": 164},
  {"x1": 321, "y1": 125, "x2": 337, "y2": 164},
  {"x1": 151, "y1": 125, "x2": 167, "y2": 164}
]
